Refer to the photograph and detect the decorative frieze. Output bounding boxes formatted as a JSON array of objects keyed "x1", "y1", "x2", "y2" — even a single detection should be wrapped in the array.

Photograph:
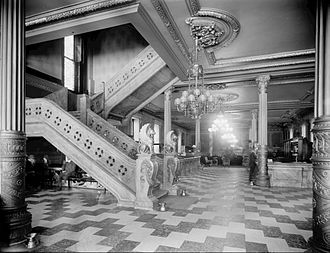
[{"x1": 26, "y1": 0, "x2": 136, "y2": 28}]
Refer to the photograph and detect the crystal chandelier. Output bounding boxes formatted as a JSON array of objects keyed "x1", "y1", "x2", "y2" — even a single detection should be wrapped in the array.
[{"x1": 174, "y1": 37, "x2": 217, "y2": 119}]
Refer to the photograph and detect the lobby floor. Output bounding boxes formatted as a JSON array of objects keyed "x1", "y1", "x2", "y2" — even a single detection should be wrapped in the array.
[{"x1": 26, "y1": 166, "x2": 312, "y2": 252}]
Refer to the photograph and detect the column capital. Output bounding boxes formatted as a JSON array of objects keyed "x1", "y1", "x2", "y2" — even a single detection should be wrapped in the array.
[
  {"x1": 256, "y1": 75, "x2": 270, "y2": 94},
  {"x1": 251, "y1": 109, "x2": 258, "y2": 118},
  {"x1": 164, "y1": 87, "x2": 173, "y2": 100}
]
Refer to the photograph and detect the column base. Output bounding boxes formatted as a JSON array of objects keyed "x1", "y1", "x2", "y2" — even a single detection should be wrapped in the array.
[
  {"x1": 255, "y1": 174, "x2": 270, "y2": 187},
  {"x1": 308, "y1": 236, "x2": 330, "y2": 253},
  {"x1": 0, "y1": 205, "x2": 32, "y2": 246},
  {"x1": 255, "y1": 144, "x2": 270, "y2": 187}
]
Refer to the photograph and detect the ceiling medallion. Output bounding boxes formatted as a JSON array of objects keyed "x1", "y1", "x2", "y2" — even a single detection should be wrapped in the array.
[
  {"x1": 216, "y1": 92, "x2": 239, "y2": 103},
  {"x1": 185, "y1": 8, "x2": 240, "y2": 52}
]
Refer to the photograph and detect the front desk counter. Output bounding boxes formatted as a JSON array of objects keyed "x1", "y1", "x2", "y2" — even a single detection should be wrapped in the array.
[{"x1": 268, "y1": 162, "x2": 312, "y2": 188}]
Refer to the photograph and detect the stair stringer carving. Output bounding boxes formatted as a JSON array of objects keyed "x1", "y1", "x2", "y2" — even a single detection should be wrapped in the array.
[{"x1": 26, "y1": 98, "x2": 136, "y2": 206}]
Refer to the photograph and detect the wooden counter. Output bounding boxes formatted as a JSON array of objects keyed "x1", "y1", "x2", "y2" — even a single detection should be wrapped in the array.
[{"x1": 268, "y1": 162, "x2": 312, "y2": 188}]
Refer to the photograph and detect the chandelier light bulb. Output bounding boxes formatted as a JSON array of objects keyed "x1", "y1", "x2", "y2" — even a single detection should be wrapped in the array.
[
  {"x1": 193, "y1": 88, "x2": 201, "y2": 96},
  {"x1": 182, "y1": 90, "x2": 189, "y2": 97},
  {"x1": 188, "y1": 94, "x2": 196, "y2": 102},
  {"x1": 199, "y1": 94, "x2": 206, "y2": 102},
  {"x1": 181, "y1": 96, "x2": 187, "y2": 103},
  {"x1": 174, "y1": 98, "x2": 181, "y2": 106}
]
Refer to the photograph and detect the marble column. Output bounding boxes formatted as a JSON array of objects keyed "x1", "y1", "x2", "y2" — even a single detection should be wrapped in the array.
[
  {"x1": 310, "y1": 118, "x2": 315, "y2": 142},
  {"x1": 311, "y1": 1, "x2": 330, "y2": 251},
  {"x1": 255, "y1": 75, "x2": 270, "y2": 187},
  {"x1": 164, "y1": 88, "x2": 172, "y2": 148},
  {"x1": 195, "y1": 118, "x2": 201, "y2": 153},
  {"x1": 251, "y1": 109, "x2": 258, "y2": 146},
  {"x1": 209, "y1": 130, "x2": 213, "y2": 156},
  {"x1": 0, "y1": 0, "x2": 32, "y2": 246},
  {"x1": 177, "y1": 130, "x2": 182, "y2": 154},
  {"x1": 301, "y1": 122, "x2": 307, "y2": 138}
]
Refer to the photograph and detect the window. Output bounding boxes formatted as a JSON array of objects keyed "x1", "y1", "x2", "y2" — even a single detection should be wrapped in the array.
[{"x1": 64, "y1": 35, "x2": 75, "y2": 91}]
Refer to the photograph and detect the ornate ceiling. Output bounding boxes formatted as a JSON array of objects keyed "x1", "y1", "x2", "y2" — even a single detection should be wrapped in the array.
[{"x1": 25, "y1": 0, "x2": 315, "y2": 132}]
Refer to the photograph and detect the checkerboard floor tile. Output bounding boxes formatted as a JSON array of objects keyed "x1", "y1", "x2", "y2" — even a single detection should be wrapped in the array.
[{"x1": 25, "y1": 166, "x2": 312, "y2": 252}]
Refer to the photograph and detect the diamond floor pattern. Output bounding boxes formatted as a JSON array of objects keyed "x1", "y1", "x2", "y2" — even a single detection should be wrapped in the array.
[{"x1": 23, "y1": 166, "x2": 312, "y2": 252}]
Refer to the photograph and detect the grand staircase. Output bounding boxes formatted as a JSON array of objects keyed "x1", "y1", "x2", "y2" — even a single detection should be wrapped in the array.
[
  {"x1": 26, "y1": 98, "x2": 137, "y2": 206},
  {"x1": 25, "y1": 45, "x2": 176, "y2": 208}
]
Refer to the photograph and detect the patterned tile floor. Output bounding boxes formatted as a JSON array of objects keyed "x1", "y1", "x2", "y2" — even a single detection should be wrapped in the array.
[{"x1": 24, "y1": 166, "x2": 312, "y2": 252}]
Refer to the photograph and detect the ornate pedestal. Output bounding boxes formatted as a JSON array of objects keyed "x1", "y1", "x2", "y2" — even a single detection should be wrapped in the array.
[
  {"x1": 310, "y1": 116, "x2": 330, "y2": 252},
  {"x1": 0, "y1": 131, "x2": 31, "y2": 245},
  {"x1": 256, "y1": 144, "x2": 270, "y2": 187}
]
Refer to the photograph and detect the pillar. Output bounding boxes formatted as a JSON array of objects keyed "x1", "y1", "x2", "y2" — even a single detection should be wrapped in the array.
[
  {"x1": 164, "y1": 88, "x2": 172, "y2": 148},
  {"x1": 209, "y1": 130, "x2": 213, "y2": 156},
  {"x1": 177, "y1": 130, "x2": 182, "y2": 154},
  {"x1": 311, "y1": 1, "x2": 330, "y2": 251},
  {"x1": 195, "y1": 118, "x2": 201, "y2": 153},
  {"x1": 0, "y1": 0, "x2": 32, "y2": 246},
  {"x1": 310, "y1": 118, "x2": 315, "y2": 142},
  {"x1": 255, "y1": 75, "x2": 270, "y2": 187},
  {"x1": 301, "y1": 122, "x2": 307, "y2": 138},
  {"x1": 251, "y1": 109, "x2": 258, "y2": 146}
]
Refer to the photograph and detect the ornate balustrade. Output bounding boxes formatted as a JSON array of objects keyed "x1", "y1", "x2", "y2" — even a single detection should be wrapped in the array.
[
  {"x1": 104, "y1": 45, "x2": 166, "y2": 115},
  {"x1": 86, "y1": 109, "x2": 138, "y2": 159},
  {"x1": 26, "y1": 99, "x2": 136, "y2": 200}
]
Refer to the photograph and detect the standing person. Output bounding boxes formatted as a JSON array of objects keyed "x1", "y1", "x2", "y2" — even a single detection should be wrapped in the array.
[
  {"x1": 249, "y1": 145, "x2": 257, "y2": 186},
  {"x1": 40, "y1": 154, "x2": 49, "y2": 189}
]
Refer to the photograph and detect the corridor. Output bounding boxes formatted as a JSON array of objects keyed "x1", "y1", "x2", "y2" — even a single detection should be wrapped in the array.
[{"x1": 26, "y1": 166, "x2": 312, "y2": 252}]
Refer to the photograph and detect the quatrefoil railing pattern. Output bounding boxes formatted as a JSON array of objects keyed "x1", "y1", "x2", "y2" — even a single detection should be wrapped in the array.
[
  {"x1": 105, "y1": 46, "x2": 156, "y2": 100},
  {"x1": 26, "y1": 98, "x2": 136, "y2": 191},
  {"x1": 87, "y1": 109, "x2": 138, "y2": 159}
]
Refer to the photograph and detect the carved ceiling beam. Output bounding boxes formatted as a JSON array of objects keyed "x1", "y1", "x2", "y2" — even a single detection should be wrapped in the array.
[
  {"x1": 151, "y1": 0, "x2": 191, "y2": 62},
  {"x1": 26, "y1": 0, "x2": 136, "y2": 28}
]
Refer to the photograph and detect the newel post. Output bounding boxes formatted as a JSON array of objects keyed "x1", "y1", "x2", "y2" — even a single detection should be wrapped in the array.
[{"x1": 135, "y1": 124, "x2": 158, "y2": 210}]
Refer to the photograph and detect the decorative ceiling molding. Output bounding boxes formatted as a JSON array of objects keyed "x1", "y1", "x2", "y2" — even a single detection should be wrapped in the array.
[
  {"x1": 215, "y1": 49, "x2": 315, "y2": 66},
  {"x1": 185, "y1": 8, "x2": 240, "y2": 65},
  {"x1": 185, "y1": 0, "x2": 200, "y2": 16},
  {"x1": 26, "y1": 0, "x2": 136, "y2": 28},
  {"x1": 207, "y1": 58, "x2": 315, "y2": 75},
  {"x1": 206, "y1": 83, "x2": 227, "y2": 90},
  {"x1": 151, "y1": 0, "x2": 191, "y2": 62},
  {"x1": 186, "y1": 9, "x2": 240, "y2": 50},
  {"x1": 223, "y1": 100, "x2": 314, "y2": 113},
  {"x1": 174, "y1": 75, "x2": 314, "y2": 91}
]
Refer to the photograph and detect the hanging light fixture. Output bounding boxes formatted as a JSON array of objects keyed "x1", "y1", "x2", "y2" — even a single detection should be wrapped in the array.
[{"x1": 174, "y1": 37, "x2": 217, "y2": 119}]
